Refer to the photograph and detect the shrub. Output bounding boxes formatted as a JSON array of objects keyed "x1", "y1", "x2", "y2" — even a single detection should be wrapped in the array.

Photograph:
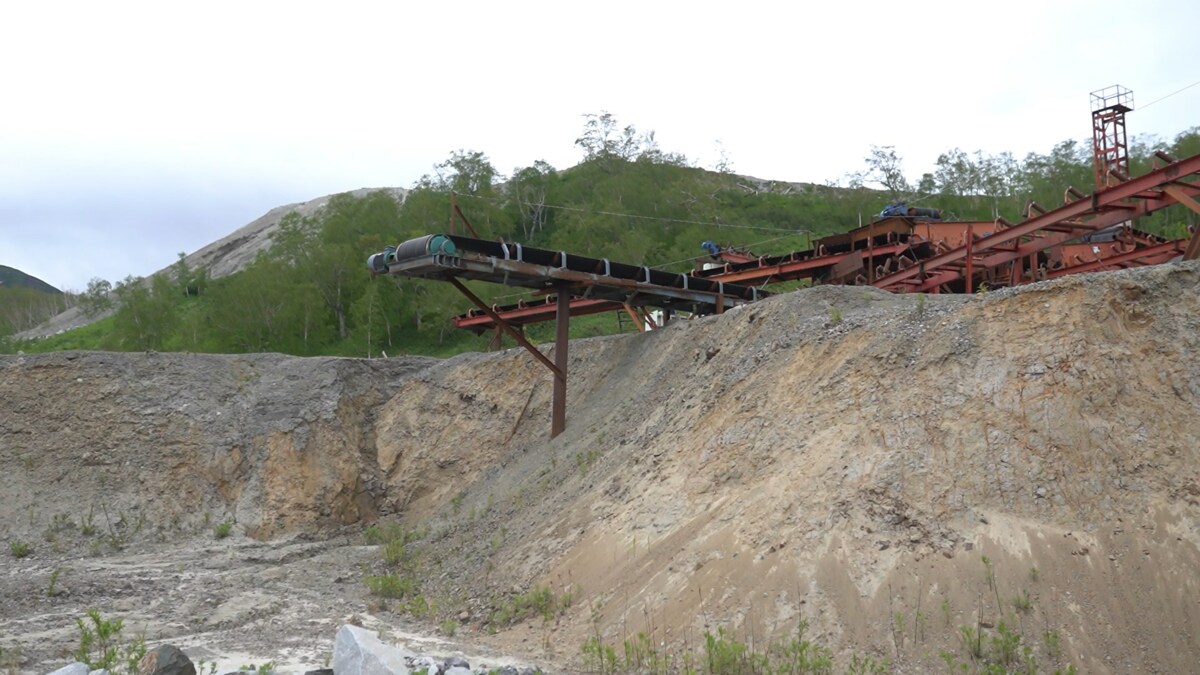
[{"x1": 9, "y1": 541, "x2": 31, "y2": 558}]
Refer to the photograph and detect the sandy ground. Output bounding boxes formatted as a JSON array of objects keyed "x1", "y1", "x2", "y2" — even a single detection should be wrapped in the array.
[{"x1": 4, "y1": 262, "x2": 1200, "y2": 673}]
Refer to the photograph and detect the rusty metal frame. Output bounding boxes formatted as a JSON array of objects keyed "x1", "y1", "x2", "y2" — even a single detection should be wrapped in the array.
[{"x1": 872, "y1": 154, "x2": 1200, "y2": 292}]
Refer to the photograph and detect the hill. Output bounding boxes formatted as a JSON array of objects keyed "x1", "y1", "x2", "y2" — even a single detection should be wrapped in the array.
[
  {"x1": 0, "y1": 265, "x2": 60, "y2": 294},
  {"x1": 3, "y1": 261, "x2": 1198, "y2": 673}
]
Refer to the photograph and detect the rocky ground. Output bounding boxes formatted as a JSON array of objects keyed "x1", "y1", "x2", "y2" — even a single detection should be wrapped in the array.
[{"x1": 3, "y1": 262, "x2": 1200, "y2": 674}]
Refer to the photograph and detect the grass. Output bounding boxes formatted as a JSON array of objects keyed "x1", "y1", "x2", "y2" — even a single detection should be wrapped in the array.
[
  {"x1": 9, "y1": 541, "x2": 31, "y2": 558},
  {"x1": 213, "y1": 519, "x2": 234, "y2": 539},
  {"x1": 489, "y1": 584, "x2": 573, "y2": 629}
]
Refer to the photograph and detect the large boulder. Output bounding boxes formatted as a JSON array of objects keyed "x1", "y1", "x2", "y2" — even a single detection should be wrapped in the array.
[
  {"x1": 332, "y1": 625, "x2": 413, "y2": 675},
  {"x1": 137, "y1": 645, "x2": 195, "y2": 675}
]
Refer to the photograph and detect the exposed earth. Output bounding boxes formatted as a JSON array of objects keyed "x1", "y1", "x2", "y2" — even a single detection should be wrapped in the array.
[{"x1": 3, "y1": 262, "x2": 1200, "y2": 674}]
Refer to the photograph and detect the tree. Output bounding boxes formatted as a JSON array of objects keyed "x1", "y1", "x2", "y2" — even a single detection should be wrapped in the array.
[
  {"x1": 78, "y1": 278, "x2": 114, "y2": 318},
  {"x1": 853, "y1": 145, "x2": 911, "y2": 196},
  {"x1": 510, "y1": 161, "x2": 557, "y2": 239}
]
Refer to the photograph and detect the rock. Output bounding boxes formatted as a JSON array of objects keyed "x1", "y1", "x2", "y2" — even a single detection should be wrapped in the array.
[
  {"x1": 46, "y1": 663, "x2": 89, "y2": 675},
  {"x1": 138, "y1": 645, "x2": 196, "y2": 675},
  {"x1": 444, "y1": 669, "x2": 471, "y2": 675},
  {"x1": 333, "y1": 624, "x2": 413, "y2": 675},
  {"x1": 303, "y1": 670, "x2": 334, "y2": 675},
  {"x1": 443, "y1": 657, "x2": 469, "y2": 670},
  {"x1": 456, "y1": 611, "x2": 469, "y2": 622},
  {"x1": 89, "y1": 669, "x2": 110, "y2": 675},
  {"x1": 1035, "y1": 486, "x2": 1048, "y2": 498},
  {"x1": 409, "y1": 656, "x2": 439, "y2": 674}
]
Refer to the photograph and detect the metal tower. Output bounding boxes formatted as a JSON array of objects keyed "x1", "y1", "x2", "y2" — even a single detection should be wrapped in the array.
[{"x1": 1091, "y1": 85, "x2": 1134, "y2": 189}]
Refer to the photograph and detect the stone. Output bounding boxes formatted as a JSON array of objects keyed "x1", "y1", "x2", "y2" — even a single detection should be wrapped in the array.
[
  {"x1": 443, "y1": 657, "x2": 469, "y2": 670},
  {"x1": 409, "y1": 656, "x2": 439, "y2": 674},
  {"x1": 333, "y1": 625, "x2": 413, "y2": 675},
  {"x1": 444, "y1": 669, "x2": 471, "y2": 675},
  {"x1": 46, "y1": 663, "x2": 89, "y2": 675},
  {"x1": 89, "y1": 670, "x2": 111, "y2": 675},
  {"x1": 138, "y1": 646, "x2": 195, "y2": 675},
  {"x1": 303, "y1": 670, "x2": 334, "y2": 675}
]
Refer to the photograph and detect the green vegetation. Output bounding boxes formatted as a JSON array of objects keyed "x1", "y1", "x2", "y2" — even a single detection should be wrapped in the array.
[
  {"x1": 73, "y1": 609, "x2": 146, "y2": 674},
  {"x1": 5, "y1": 116, "x2": 1196, "y2": 356},
  {"x1": 488, "y1": 584, "x2": 573, "y2": 629},
  {"x1": 8, "y1": 541, "x2": 31, "y2": 558},
  {"x1": 213, "y1": 519, "x2": 233, "y2": 539}
]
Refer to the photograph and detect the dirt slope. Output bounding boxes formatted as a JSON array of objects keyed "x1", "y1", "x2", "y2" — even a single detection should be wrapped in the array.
[{"x1": 3, "y1": 262, "x2": 1199, "y2": 673}]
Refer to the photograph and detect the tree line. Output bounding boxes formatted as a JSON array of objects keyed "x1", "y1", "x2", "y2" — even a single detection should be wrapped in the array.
[{"x1": 5, "y1": 114, "x2": 1198, "y2": 356}]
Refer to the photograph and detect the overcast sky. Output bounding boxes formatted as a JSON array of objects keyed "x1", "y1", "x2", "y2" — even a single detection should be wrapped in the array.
[{"x1": 3, "y1": 0, "x2": 1198, "y2": 292}]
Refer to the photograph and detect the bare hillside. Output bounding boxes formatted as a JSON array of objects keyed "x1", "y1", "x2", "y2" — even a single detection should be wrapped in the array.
[{"x1": 2, "y1": 262, "x2": 1199, "y2": 673}]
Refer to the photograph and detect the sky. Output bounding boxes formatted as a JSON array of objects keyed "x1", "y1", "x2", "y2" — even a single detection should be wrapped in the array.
[{"x1": 3, "y1": 0, "x2": 1198, "y2": 292}]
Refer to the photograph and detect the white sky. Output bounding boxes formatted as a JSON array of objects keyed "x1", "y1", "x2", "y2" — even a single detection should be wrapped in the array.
[{"x1": 2, "y1": 0, "x2": 1198, "y2": 291}]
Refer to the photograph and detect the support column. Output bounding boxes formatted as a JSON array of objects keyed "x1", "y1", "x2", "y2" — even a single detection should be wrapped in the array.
[{"x1": 552, "y1": 290, "x2": 569, "y2": 438}]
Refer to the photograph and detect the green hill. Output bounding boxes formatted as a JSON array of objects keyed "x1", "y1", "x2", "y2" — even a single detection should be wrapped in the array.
[
  {"x1": 0, "y1": 265, "x2": 60, "y2": 295},
  {"x1": 4, "y1": 115, "x2": 1199, "y2": 356}
]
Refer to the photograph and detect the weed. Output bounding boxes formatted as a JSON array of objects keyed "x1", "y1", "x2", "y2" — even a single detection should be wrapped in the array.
[
  {"x1": 73, "y1": 609, "x2": 146, "y2": 674},
  {"x1": 828, "y1": 306, "x2": 843, "y2": 325},
  {"x1": 365, "y1": 574, "x2": 416, "y2": 599},
  {"x1": 1012, "y1": 590, "x2": 1033, "y2": 613},
  {"x1": 575, "y1": 449, "x2": 599, "y2": 477},
  {"x1": 960, "y1": 625, "x2": 983, "y2": 660},
  {"x1": 916, "y1": 294, "x2": 927, "y2": 315},
  {"x1": 213, "y1": 519, "x2": 233, "y2": 539},
  {"x1": 489, "y1": 585, "x2": 572, "y2": 628},
  {"x1": 9, "y1": 541, "x2": 31, "y2": 558},
  {"x1": 364, "y1": 522, "x2": 420, "y2": 547},
  {"x1": 1042, "y1": 629, "x2": 1061, "y2": 658},
  {"x1": 439, "y1": 619, "x2": 458, "y2": 637},
  {"x1": 1029, "y1": 567, "x2": 1040, "y2": 583},
  {"x1": 0, "y1": 645, "x2": 23, "y2": 675},
  {"x1": 940, "y1": 649, "x2": 969, "y2": 673},
  {"x1": 941, "y1": 597, "x2": 952, "y2": 627},
  {"x1": 990, "y1": 621, "x2": 1021, "y2": 666},
  {"x1": 47, "y1": 568, "x2": 63, "y2": 597},
  {"x1": 81, "y1": 506, "x2": 97, "y2": 536},
  {"x1": 450, "y1": 492, "x2": 465, "y2": 514},
  {"x1": 847, "y1": 652, "x2": 889, "y2": 674}
]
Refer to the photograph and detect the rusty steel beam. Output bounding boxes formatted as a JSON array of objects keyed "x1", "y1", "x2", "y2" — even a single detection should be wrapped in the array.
[
  {"x1": 874, "y1": 153, "x2": 1200, "y2": 291},
  {"x1": 449, "y1": 278, "x2": 562, "y2": 380},
  {"x1": 454, "y1": 297, "x2": 621, "y2": 333},
  {"x1": 1045, "y1": 239, "x2": 1186, "y2": 278},
  {"x1": 1163, "y1": 185, "x2": 1200, "y2": 261},
  {"x1": 551, "y1": 290, "x2": 569, "y2": 438}
]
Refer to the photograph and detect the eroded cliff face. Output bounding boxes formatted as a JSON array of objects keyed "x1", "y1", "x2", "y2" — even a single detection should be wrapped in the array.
[
  {"x1": 3, "y1": 262, "x2": 1199, "y2": 673},
  {"x1": 0, "y1": 353, "x2": 436, "y2": 540}
]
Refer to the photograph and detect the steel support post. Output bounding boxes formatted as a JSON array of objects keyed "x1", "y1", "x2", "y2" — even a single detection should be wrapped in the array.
[{"x1": 552, "y1": 289, "x2": 569, "y2": 438}]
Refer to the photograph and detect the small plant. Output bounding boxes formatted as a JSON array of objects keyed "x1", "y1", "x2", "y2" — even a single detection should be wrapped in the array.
[
  {"x1": 1042, "y1": 629, "x2": 1061, "y2": 658},
  {"x1": 959, "y1": 625, "x2": 983, "y2": 660},
  {"x1": 439, "y1": 619, "x2": 458, "y2": 637},
  {"x1": 365, "y1": 574, "x2": 416, "y2": 599},
  {"x1": 73, "y1": 609, "x2": 146, "y2": 674},
  {"x1": 847, "y1": 653, "x2": 889, "y2": 674},
  {"x1": 1029, "y1": 566, "x2": 1040, "y2": 583},
  {"x1": 575, "y1": 449, "x2": 599, "y2": 477},
  {"x1": 939, "y1": 649, "x2": 969, "y2": 673},
  {"x1": 1012, "y1": 589, "x2": 1033, "y2": 612},
  {"x1": 47, "y1": 568, "x2": 63, "y2": 597},
  {"x1": 990, "y1": 621, "x2": 1021, "y2": 666},
  {"x1": 213, "y1": 519, "x2": 233, "y2": 539},
  {"x1": 9, "y1": 541, "x2": 31, "y2": 558},
  {"x1": 941, "y1": 597, "x2": 952, "y2": 627},
  {"x1": 916, "y1": 293, "x2": 927, "y2": 315},
  {"x1": 1, "y1": 644, "x2": 23, "y2": 675},
  {"x1": 828, "y1": 306, "x2": 843, "y2": 325},
  {"x1": 81, "y1": 506, "x2": 97, "y2": 536}
]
